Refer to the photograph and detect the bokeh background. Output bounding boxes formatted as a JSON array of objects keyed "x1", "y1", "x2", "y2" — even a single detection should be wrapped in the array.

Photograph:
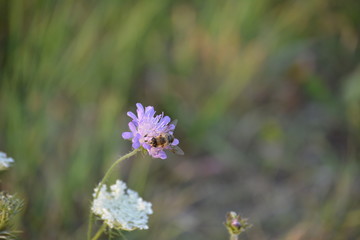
[{"x1": 1, "y1": 0, "x2": 360, "y2": 239}]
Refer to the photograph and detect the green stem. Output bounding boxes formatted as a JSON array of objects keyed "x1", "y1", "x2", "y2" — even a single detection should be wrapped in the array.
[
  {"x1": 87, "y1": 148, "x2": 141, "y2": 240},
  {"x1": 230, "y1": 234, "x2": 239, "y2": 240},
  {"x1": 91, "y1": 223, "x2": 106, "y2": 240}
]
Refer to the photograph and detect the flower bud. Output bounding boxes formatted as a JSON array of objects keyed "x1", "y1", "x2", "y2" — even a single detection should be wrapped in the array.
[{"x1": 225, "y1": 211, "x2": 252, "y2": 236}]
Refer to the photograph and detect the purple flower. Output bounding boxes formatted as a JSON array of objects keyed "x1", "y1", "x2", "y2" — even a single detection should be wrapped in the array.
[{"x1": 122, "y1": 103, "x2": 180, "y2": 159}]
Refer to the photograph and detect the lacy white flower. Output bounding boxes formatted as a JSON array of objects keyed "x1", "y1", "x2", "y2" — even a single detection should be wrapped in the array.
[
  {"x1": 0, "y1": 152, "x2": 14, "y2": 171},
  {"x1": 92, "y1": 180, "x2": 153, "y2": 231},
  {"x1": 0, "y1": 192, "x2": 24, "y2": 238},
  {"x1": 122, "y1": 103, "x2": 181, "y2": 159}
]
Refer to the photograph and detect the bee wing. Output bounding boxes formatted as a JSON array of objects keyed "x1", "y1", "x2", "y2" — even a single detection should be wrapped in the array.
[
  {"x1": 169, "y1": 119, "x2": 178, "y2": 128},
  {"x1": 165, "y1": 119, "x2": 178, "y2": 132},
  {"x1": 171, "y1": 145, "x2": 184, "y2": 155}
]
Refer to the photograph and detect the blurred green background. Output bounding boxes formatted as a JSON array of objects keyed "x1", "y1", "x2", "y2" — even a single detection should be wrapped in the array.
[{"x1": 0, "y1": 0, "x2": 360, "y2": 239}]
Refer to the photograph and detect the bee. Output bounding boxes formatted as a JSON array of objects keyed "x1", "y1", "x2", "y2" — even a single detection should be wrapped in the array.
[
  {"x1": 145, "y1": 120, "x2": 184, "y2": 155},
  {"x1": 149, "y1": 133, "x2": 174, "y2": 148}
]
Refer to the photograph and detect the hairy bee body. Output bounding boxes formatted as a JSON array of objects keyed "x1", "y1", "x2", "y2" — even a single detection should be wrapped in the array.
[
  {"x1": 145, "y1": 119, "x2": 184, "y2": 155},
  {"x1": 149, "y1": 133, "x2": 174, "y2": 148}
]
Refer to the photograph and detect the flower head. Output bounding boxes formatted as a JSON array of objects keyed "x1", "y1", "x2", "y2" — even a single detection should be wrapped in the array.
[
  {"x1": 122, "y1": 103, "x2": 180, "y2": 159},
  {"x1": 0, "y1": 152, "x2": 14, "y2": 171},
  {"x1": 225, "y1": 211, "x2": 252, "y2": 236},
  {"x1": 91, "y1": 180, "x2": 153, "y2": 231},
  {"x1": 0, "y1": 192, "x2": 24, "y2": 237}
]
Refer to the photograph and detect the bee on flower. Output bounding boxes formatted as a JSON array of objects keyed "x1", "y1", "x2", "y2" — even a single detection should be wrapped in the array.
[{"x1": 122, "y1": 103, "x2": 184, "y2": 159}]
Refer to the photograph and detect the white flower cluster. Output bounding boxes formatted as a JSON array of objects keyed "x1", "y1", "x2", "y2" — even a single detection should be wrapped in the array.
[
  {"x1": 91, "y1": 180, "x2": 153, "y2": 231},
  {"x1": 0, "y1": 152, "x2": 14, "y2": 171}
]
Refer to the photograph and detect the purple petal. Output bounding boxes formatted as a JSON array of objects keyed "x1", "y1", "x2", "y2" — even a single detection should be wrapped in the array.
[
  {"x1": 157, "y1": 151, "x2": 167, "y2": 159},
  {"x1": 161, "y1": 116, "x2": 171, "y2": 125},
  {"x1": 136, "y1": 103, "x2": 144, "y2": 118},
  {"x1": 171, "y1": 138, "x2": 179, "y2": 145},
  {"x1": 127, "y1": 111, "x2": 138, "y2": 121},
  {"x1": 168, "y1": 124, "x2": 175, "y2": 131},
  {"x1": 145, "y1": 106, "x2": 155, "y2": 117},
  {"x1": 132, "y1": 141, "x2": 140, "y2": 149},
  {"x1": 131, "y1": 120, "x2": 139, "y2": 128},
  {"x1": 128, "y1": 122, "x2": 137, "y2": 133},
  {"x1": 132, "y1": 133, "x2": 141, "y2": 149},
  {"x1": 142, "y1": 143, "x2": 151, "y2": 150},
  {"x1": 122, "y1": 132, "x2": 133, "y2": 139},
  {"x1": 149, "y1": 148, "x2": 167, "y2": 159}
]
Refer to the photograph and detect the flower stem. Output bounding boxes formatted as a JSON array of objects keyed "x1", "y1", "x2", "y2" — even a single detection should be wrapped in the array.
[
  {"x1": 230, "y1": 234, "x2": 239, "y2": 240},
  {"x1": 91, "y1": 223, "x2": 106, "y2": 240},
  {"x1": 87, "y1": 148, "x2": 141, "y2": 240}
]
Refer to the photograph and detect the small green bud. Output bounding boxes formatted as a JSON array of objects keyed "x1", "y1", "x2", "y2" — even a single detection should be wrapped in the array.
[{"x1": 225, "y1": 211, "x2": 252, "y2": 236}]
